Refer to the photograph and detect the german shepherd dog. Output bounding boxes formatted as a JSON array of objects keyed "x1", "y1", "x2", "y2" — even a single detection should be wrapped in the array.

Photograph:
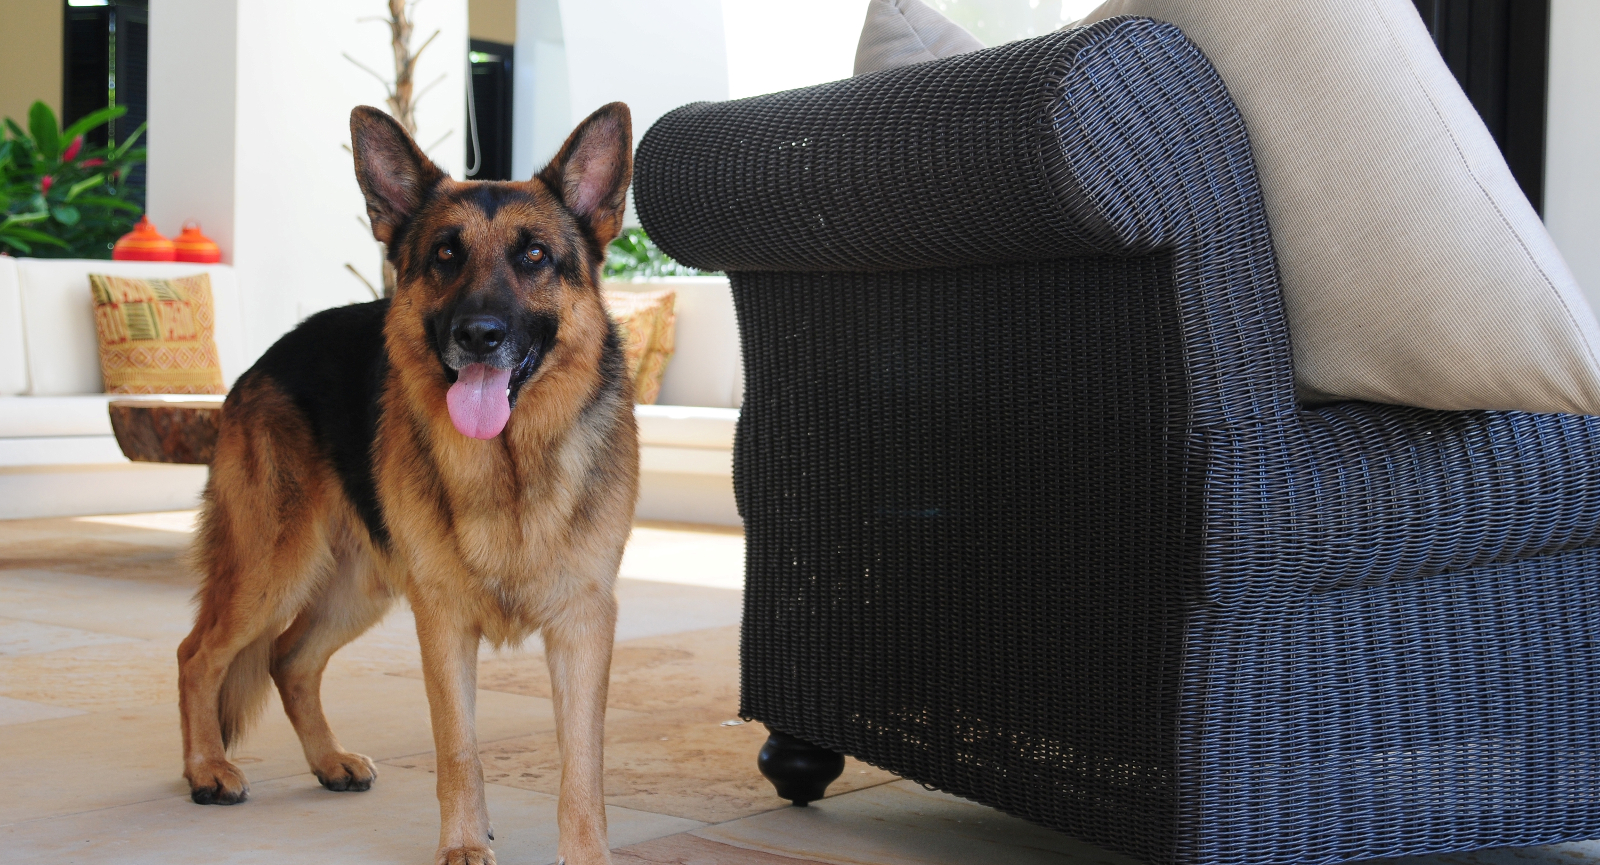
[{"x1": 176, "y1": 103, "x2": 637, "y2": 865}]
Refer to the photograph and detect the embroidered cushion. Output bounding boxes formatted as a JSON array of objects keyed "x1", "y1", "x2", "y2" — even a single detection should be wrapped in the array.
[
  {"x1": 604, "y1": 288, "x2": 677, "y2": 405},
  {"x1": 89, "y1": 272, "x2": 225, "y2": 394}
]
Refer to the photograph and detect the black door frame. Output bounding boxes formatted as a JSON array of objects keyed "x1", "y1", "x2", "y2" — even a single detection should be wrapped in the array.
[
  {"x1": 1412, "y1": 0, "x2": 1551, "y2": 213},
  {"x1": 466, "y1": 39, "x2": 515, "y2": 182}
]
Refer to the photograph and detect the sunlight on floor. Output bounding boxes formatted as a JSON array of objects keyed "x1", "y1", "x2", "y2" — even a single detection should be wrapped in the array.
[
  {"x1": 75, "y1": 510, "x2": 201, "y2": 533},
  {"x1": 69, "y1": 511, "x2": 747, "y2": 590},
  {"x1": 621, "y1": 521, "x2": 745, "y2": 590}
]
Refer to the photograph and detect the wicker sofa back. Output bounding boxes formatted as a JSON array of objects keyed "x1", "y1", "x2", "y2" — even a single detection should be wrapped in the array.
[{"x1": 636, "y1": 16, "x2": 1600, "y2": 865}]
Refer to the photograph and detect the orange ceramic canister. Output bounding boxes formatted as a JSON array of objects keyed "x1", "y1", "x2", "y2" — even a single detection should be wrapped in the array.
[
  {"x1": 112, "y1": 215, "x2": 176, "y2": 261},
  {"x1": 172, "y1": 221, "x2": 222, "y2": 263}
]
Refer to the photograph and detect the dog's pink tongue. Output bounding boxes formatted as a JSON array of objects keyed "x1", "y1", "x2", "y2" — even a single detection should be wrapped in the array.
[{"x1": 446, "y1": 363, "x2": 513, "y2": 439}]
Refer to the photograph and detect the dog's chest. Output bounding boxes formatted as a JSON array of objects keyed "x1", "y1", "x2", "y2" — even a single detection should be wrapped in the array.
[{"x1": 431, "y1": 425, "x2": 608, "y2": 602}]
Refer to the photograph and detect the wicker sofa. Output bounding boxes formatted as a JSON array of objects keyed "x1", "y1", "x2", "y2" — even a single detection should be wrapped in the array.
[{"x1": 633, "y1": 16, "x2": 1600, "y2": 865}]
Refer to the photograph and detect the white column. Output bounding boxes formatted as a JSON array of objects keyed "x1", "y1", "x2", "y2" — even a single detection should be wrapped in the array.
[
  {"x1": 513, "y1": 0, "x2": 728, "y2": 182},
  {"x1": 722, "y1": 0, "x2": 857, "y2": 99},
  {"x1": 146, "y1": 0, "x2": 467, "y2": 364},
  {"x1": 512, "y1": 0, "x2": 568, "y2": 180},
  {"x1": 146, "y1": 0, "x2": 238, "y2": 265},
  {"x1": 1547, "y1": 0, "x2": 1600, "y2": 309}
]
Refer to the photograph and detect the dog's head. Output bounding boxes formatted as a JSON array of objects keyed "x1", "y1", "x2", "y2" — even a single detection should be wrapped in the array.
[{"x1": 350, "y1": 103, "x2": 632, "y2": 440}]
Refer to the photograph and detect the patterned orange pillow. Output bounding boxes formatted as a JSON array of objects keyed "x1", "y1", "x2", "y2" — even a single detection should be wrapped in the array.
[
  {"x1": 603, "y1": 289, "x2": 676, "y2": 405},
  {"x1": 89, "y1": 273, "x2": 225, "y2": 394}
]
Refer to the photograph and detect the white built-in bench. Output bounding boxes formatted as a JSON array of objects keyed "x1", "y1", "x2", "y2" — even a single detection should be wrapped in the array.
[{"x1": 0, "y1": 259, "x2": 741, "y2": 525}]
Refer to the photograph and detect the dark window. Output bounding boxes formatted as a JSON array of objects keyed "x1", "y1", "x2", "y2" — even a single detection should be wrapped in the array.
[
  {"x1": 61, "y1": 0, "x2": 148, "y2": 204},
  {"x1": 466, "y1": 40, "x2": 515, "y2": 181},
  {"x1": 1411, "y1": 0, "x2": 1550, "y2": 213}
]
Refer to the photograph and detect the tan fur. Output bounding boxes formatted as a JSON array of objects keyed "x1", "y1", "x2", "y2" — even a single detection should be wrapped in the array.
[{"x1": 178, "y1": 103, "x2": 637, "y2": 865}]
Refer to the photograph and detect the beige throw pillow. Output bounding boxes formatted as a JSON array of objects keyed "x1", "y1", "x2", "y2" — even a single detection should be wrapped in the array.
[
  {"x1": 89, "y1": 273, "x2": 226, "y2": 395},
  {"x1": 603, "y1": 289, "x2": 677, "y2": 405},
  {"x1": 854, "y1": 0, "x2": 984, "y2": 75},
  {"x1": 855, "y1": 0, "x2": 1600, "y2": 415}
]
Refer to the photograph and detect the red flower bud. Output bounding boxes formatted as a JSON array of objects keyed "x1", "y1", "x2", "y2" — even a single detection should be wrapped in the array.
[
  {"x1": 81, "y1": 158, "x2": 104, "y2": 168},
  {"x1": 62, "y1": 136, "x2": 83, "y2": 162},
  {"x1": 40, "y1": 175, "x2": 53, "y2": 194}
]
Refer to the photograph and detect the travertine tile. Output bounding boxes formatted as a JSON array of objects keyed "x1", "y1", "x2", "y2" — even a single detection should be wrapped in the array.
[
  {"x1": 616, "y1": 832, "x2": 820, "y2": 864},
  {"x1": 0, "y1": 568, "x2": 197, "y2": 641},
  {"x1": 0, "y1": 616, "x2": 141, "y2": 656},
  {"x1": 384, "y1": 704, "x2": 898, "y2": 825},
  {"x1": 0, "y1": 671, "x2": 575, "y2": 825},
  {"x1": 0, "y1": 637, "x2": 172, "y2": 711},
  {"x1": 614, "y1": 577, "x2": 744, "y2": 641},
  {"x1": 693, "y1": 781, "x2": 1140, "y2": 865},
  {"x1": 0, "y1": 694, "x2": 88, "y2": 726},
  {"x1": 0, "y1": 535, "x2": 197, "y2": 585},
  {"x1": 0, "y1": 764, "x2": 700, "y2": 864},
  {"x1": 0, "y1": 511, "x2": 194, "y2": 543},
  {"x1": 453, "y1": 625, "x2": 742, "y2": 712}
]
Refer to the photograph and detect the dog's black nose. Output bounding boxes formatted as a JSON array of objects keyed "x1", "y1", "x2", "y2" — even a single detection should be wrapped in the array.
[{"x1": 452, "y1": 315, "x2": 506, "y2": 355}]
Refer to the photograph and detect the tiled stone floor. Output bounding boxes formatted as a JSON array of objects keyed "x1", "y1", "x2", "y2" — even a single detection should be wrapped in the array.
[{"x1": 2, "y1": 510, "x2": 1599, "y2": 864}]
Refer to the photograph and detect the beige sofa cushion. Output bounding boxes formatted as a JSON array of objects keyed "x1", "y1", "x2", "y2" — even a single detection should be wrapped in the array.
[
  {"x1": 16, "y1": 259, "x2": 246, "y2": 395},
  {"x1": 854, "y1": 0, "x2": 984, "y2": 75},
  {"x1": 0, "y1": 257, "x2": 26, "y2": 395},
  {"x1": 856, "y1": 0, "x2": 1600, "y2": 414},
  {"x1": 0, "y1": 393, "x2": 225, "y2": 439},
  {"x1": 1073, "y1": 0, "x2": 1600, "y2": 413}
]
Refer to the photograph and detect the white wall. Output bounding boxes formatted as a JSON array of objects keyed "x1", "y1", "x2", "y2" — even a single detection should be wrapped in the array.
[
  {"x1": 148, "y1": 0, "x2": 467, "y2": 363},
  {"x1": 512, "y1": 0, "x2": 570, "y2": 181},
  {"x1": 147, "y1": 0, "x2": 237, "y2": 273},
  {"x1": 512, "y1": 0, "x2": 728, "y2": 180},
  {"x1": 721, "y1": 0, "x2": 857, "y2": 98},
  {"x1": 1546, "y1": 0, "x2": 1600, "y2": 311}
]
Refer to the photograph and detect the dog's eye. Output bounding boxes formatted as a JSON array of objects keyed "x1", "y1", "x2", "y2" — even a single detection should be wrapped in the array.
[
  {"x1": 437, "y1": 245, "x2": 454, "y2": 262},
  {"x1": 523, "y1": 246, "x2": 545, "y2": 265}
]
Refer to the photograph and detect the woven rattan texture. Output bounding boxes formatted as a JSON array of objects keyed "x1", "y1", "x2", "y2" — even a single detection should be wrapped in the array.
[
  {"x1": 733, "y1": 258, "x2": 1195, "y2": 862},
  {"x1": 635, "y1": 15, "x2": 1600, "y2": 865}
]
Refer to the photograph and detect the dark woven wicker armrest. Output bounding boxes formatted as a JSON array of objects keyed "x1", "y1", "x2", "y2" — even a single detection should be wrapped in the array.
[
  {"x1": 635, "y1": 16, "x2": 1235, "y2": 273},
  {"x1": 636, "y1": 15, "x2": 1290, "y2": 421}
]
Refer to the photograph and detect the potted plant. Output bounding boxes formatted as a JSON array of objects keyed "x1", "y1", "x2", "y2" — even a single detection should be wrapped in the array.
[{"x1": 0, "y1": 101, "x2": 146, "y2": 258}]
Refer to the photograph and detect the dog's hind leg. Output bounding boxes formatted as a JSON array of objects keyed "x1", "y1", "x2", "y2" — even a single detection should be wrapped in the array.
[
  {"x1": 179, "y1": 385, "x2": 338, "y2": 806},
  {"x1": 544, "y1": 585, "x2": 619, "y2": 865},
  {"x1": 178, "y1": 523, "x2": 331, "y2": 806},
  {"x1": 272, "y1": 533, "x2": 395, "y2": 793}
]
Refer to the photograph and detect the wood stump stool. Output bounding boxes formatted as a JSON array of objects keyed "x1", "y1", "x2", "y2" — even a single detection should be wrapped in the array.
[{"x1": 108, "y1": 398, "x2": 225, "y2": 465}]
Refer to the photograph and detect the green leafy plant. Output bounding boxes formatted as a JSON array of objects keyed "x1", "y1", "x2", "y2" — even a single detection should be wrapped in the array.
[
  {"x1": 1, "y1": 101, "x2": 145, "y2": 258},
  {"x1": 604, "y1": 227, "x2": 710, "y2": 280}
]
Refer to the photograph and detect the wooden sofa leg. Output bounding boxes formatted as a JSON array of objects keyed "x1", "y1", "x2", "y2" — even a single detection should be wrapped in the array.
[{"x1": 758, "y1": 727, "x2": 844, "y2": 806}]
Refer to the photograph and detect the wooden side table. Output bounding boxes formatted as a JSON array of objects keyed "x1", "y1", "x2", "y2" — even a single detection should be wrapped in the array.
[{"x1": 108, "y1": 398, "x2": 225, "y2": 465}]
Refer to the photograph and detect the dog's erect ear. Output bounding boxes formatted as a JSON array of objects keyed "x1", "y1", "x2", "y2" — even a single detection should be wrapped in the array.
[
  {"x1": 350, "y1": 106, "x2": 446, "y2": 245},
  {"x1": 538, "y1": 102, "x2": 633, "y2": 246}
]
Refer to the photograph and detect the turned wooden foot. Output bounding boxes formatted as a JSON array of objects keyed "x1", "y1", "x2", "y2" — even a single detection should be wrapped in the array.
[{"x1": 758, "y1": 726, "x2": 844, "y2": 806}]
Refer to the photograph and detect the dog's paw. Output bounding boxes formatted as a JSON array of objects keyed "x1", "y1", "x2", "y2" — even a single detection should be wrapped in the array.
[
  {"x1": 558, "y1": 842, "x2": 613, "y2": 865},
  {"x1": 435, "y1": 845, "x2": 496, "y2": 865},
  {"x1": 186, "y1": 759, "x2": 250, "y2": 805},
  {"x1": 313, "y1": 751, "x2": 377, "y2": 792}
]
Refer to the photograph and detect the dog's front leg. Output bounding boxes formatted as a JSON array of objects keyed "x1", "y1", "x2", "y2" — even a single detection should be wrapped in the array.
[
  {"x1": 413, "y1": 594, "x2": 494, "y2": 865},
  {"x1": 544, "y1": 589, "x2": 618, "y2": 865}
]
